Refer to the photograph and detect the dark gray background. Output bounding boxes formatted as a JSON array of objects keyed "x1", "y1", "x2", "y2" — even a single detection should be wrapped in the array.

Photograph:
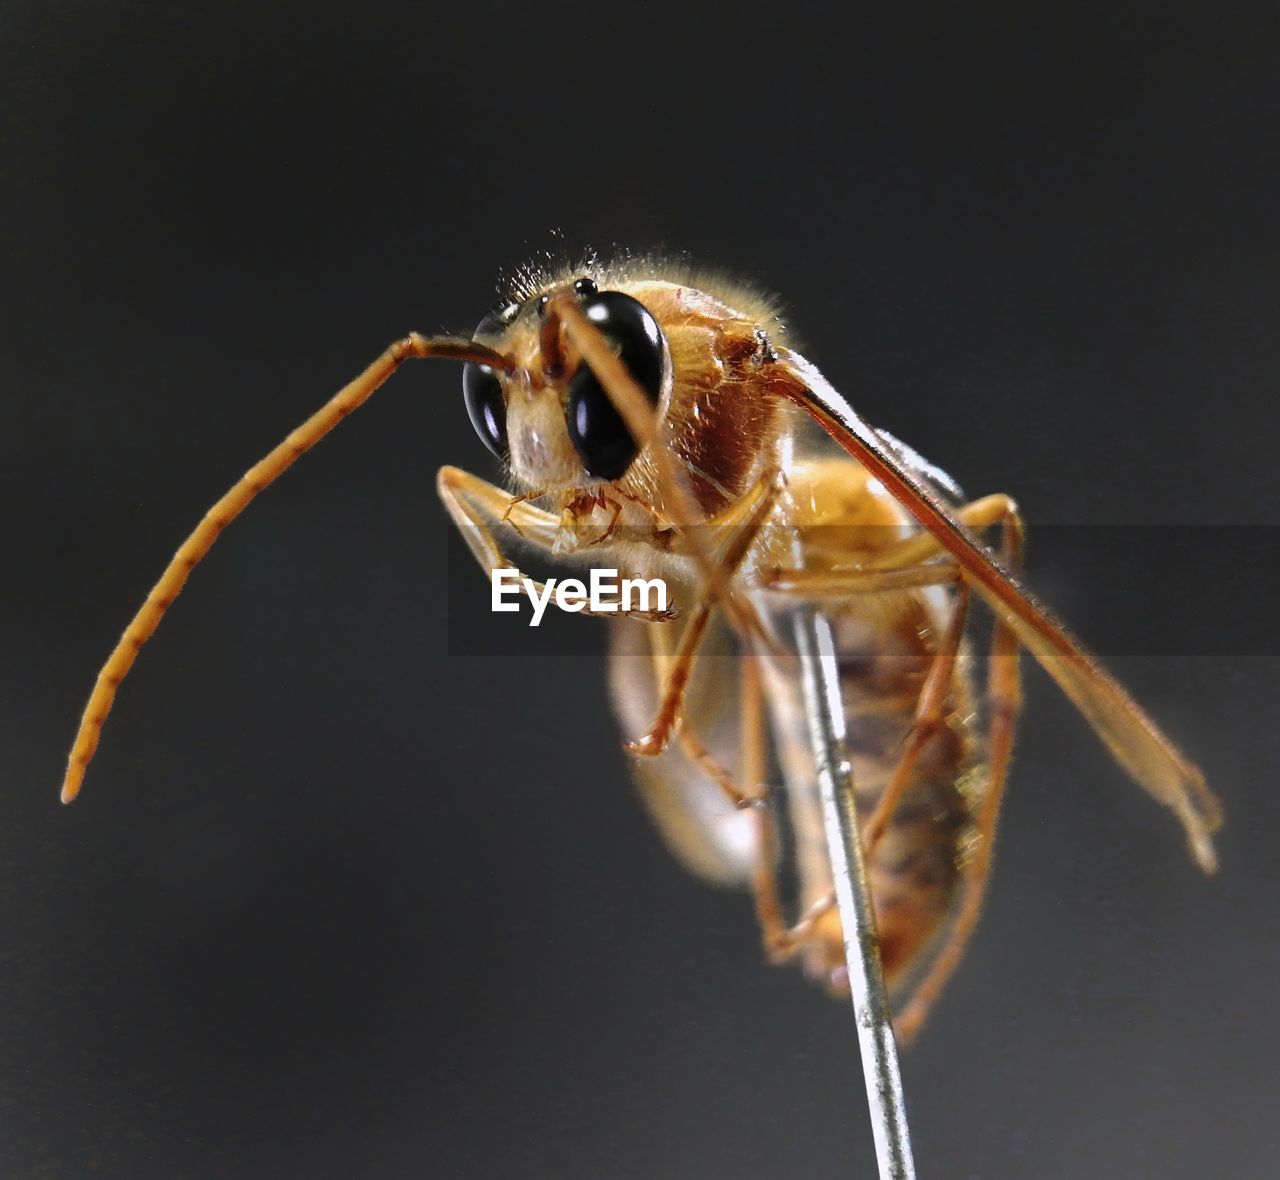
[{"x1": 2, "y1": 2, "x2": 1277, "y2": 1177}]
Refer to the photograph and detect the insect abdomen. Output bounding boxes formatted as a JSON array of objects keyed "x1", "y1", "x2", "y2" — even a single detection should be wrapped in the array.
[
  {"x1": 837, "y1": 621, "x2": 974, "y2": 982},
  {"x1": 763, "y1": 592, "x2": 981, "y2": 991}
]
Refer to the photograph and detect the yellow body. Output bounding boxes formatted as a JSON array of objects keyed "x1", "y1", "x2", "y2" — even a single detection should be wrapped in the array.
[{"x1": 61, "y1": 256, "x2": 1221, "y2": 1038}]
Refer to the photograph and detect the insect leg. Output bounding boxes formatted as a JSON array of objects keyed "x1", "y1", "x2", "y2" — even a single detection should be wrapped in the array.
[
  {"x1": 859, "y1": 494, "x2": 1023, "y2": 570},
  {"x1": 634, "y1": 602, "x2": 768, "y2": 811},
  {"x1": 437, "y1": 466, "x2": 675, "y2": 621},
  {"x1": 626, "y1": 605, "x2": 713, "y2": 755},
  {"x1": 438, "y1": 466, "x2": 561, "y2": 553},
  {"x1": 893, "y1": 505, "x2": 1025, "y2": 1043},
  {"x1": 676, "y1": 727, "x2": 767, "y2": 810},
  {"x1": 764, "y1": 565, "x2": 963, "y2": 595},
  {"x1": 626, "y1": 474, "x2": 783, "y2": 758},
  {"x1": 726, "y1": 648, "x2": 839, "y2": 961},
  {"x1": 741, "y1": 649, "x2": 787, "y2": 940},
  {"x1": 862, "y1": 583, "x2": 972, "y2": 852}
]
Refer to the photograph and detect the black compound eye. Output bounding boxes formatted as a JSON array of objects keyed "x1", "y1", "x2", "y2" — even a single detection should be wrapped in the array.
[
  {"x1": 463, "y1": 301, "x2": 519, "y2": 460},
  {"x1": 462, "y1": 362, "x2": 507, "y2": 459},
  {"x1": 566, "y1": 291, "x2": 666, "y2": 480}
]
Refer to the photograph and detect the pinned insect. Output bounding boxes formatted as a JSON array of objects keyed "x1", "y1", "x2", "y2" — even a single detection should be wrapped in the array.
[{"x1": 60, "y1": 257, "x2": 1222, "y2": 1040}]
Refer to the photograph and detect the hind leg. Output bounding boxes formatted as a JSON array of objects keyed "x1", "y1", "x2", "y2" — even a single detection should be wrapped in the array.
[{"x1": 892, "y1": 507, "x2": 1025, "y2": 1042}]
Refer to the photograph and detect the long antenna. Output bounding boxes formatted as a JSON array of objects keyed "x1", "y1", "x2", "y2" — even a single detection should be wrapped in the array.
[
  {"x1": 59, "y1": 335, "x2": 514, "y2": 804},
  {"x1": 793, "y1": 607, "x2": 917, "y2": 1180}
]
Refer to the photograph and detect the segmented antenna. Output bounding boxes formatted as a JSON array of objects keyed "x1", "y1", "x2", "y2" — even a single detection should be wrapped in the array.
[{"x1": 60, "y1": 334, "x2": 511, "y2": 803}]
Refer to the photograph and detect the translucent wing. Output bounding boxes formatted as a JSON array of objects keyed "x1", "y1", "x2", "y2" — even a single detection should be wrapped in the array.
[
  {"x1": 774, "y1": 350, "x2": 1222, "y2": 872},
  {"x1": 874, "y1": 427, "x2": 967, "y2": 505}
]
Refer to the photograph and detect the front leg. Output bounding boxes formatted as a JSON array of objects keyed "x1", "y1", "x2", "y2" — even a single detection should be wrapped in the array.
[
  {"x1": 628, "y1": 472, "x2": 785, "y2": 759},
  {"x1": 437, "y1": 466, "x2": 676, "y2": 621}
]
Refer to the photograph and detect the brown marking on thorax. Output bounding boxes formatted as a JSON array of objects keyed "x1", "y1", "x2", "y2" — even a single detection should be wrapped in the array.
[{"x1": 613, "y1": 282, "x2": 785, "y2": 519}]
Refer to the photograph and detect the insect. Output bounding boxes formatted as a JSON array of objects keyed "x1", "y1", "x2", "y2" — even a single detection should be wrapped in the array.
[{"x1": 60, "y1": 256, "x2": 1222, "y2": 1041}]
